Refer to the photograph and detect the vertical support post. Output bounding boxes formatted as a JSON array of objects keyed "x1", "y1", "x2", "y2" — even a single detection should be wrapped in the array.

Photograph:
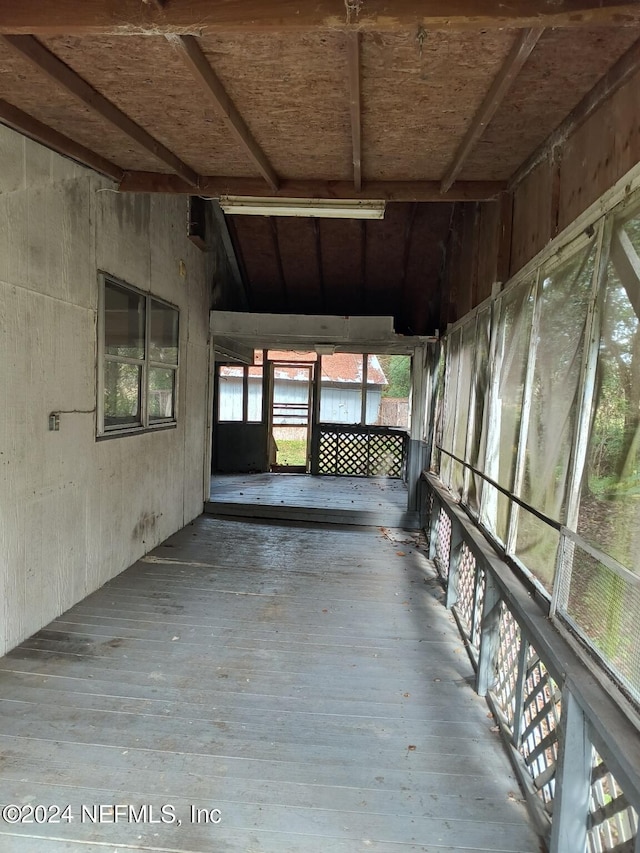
[
  {"x1": 476, "y1": 572, "x2": 502, "y2": 697},
  {"x1": 512, "y1": 636, "x2": 530, "y2": 747},
  {"x1": 203, "y1": 329, "x2": 216, "y2": 499},
  {"x1": 446, "y1": 520, "x2": 464, "y2": 609},
  {"x1": 462, "y1": 314, "x2": 479, "y2": 504},
  {"x1": 549, "y1": 691, "x2": 592, "y2": 853},
  {"x1": 408, "y1": 346, "x2": 428, "y2": 511},
  {"x1": 310, "y1": 354, "x2": 322, "y2": 475},
  {"x1": 360, "y1": 353, "x2": 368, "y2": 426},
  {"x1": 480, "y1": 293, "x2": 504, "y2": 531},
  {"x1": 241, "y1": 364, "x2": 249, "y2": 423},
  {"x1": 506, "y1": 270, "x2": 542, "y2": 555}
]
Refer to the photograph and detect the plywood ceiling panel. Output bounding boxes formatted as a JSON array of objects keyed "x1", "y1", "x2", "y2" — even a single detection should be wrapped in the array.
[
  {"x1": 198, "y1": 32, "x2": 353, "y2": 181},
  {"x1": 0, "y1": 39, "x2": 162, "y2": 171},
  {"x1": 42, "y1": 35, "x2": 259, "y2": 178},
  {"x1": 459, "y1": 26, "x2": 640, "y2": 180},
  {"x1": 360, "y1": 30, "x2": 517, "y2": 181}
]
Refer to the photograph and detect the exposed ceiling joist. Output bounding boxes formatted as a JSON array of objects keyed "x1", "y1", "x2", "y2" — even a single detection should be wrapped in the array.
[
  {"x1": 167, "y1": 35, "x2": 279, "y2": 191},
  {"x1": 440, "y1": 27, "x2": 543, "y2": 193},
  {"x1": 1, "y1": 0, "x2": 638, "y2": 34},
  {"x1": 118, "y1": 173, "x2": 507, "y2": 201},
  {"x1": 0, "y1": 97, "x2": 124, "y2": 181},
  {"x1": 0, "y1": 34, "x2": 200, "y2": 186},
  {"x1": 346, "y1": 31, "x2": 362, "y2": 193},
  {"x1": 510, "y1": 35, "x2": 640, "y2": 189}
]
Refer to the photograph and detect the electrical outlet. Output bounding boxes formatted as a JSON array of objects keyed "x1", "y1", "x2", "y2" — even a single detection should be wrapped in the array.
[{"x1": 48, "y1": 412, "x2": 60, "y2": 431}]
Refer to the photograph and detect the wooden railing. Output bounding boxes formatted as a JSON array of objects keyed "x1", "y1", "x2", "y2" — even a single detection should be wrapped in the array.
[{"x1": 421, "y1": 472, "x2": 640, "y2": 853}]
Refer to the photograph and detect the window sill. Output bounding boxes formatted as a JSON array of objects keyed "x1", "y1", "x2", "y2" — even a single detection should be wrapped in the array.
[{"x1": 97, "y1": 422, "x2": 178, "y2": 441}]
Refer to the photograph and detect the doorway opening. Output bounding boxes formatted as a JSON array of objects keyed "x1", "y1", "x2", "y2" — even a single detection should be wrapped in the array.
[{"x1": 267, "y1": 351, "x2": 317, "y2": 473}]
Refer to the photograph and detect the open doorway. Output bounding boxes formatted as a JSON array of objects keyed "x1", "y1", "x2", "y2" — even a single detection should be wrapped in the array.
[{"x1": 265, "y1": 351, "x2": 317, "y2": 473}]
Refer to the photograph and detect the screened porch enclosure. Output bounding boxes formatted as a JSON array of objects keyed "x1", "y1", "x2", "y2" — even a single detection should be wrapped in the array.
[
  {"x1": 428, "y1": 184, "x2": 640, "y2": 852},
  {"x1": 213, "y1": 348, "x2": 413, "y2": 480}
]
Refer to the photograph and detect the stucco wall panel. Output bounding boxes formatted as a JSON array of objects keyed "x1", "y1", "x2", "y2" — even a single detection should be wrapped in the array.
[{"x1": 0, "y1": 125, "x2": 211, "y2": 656}]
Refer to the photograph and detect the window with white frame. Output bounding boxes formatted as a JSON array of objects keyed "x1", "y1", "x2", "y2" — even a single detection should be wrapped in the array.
[{"x1": 99, "y1": 275, "x2": 179, "y2": 434}]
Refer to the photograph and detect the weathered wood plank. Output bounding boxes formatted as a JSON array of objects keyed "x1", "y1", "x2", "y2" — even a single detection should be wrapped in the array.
[
  {"x1": 0, "y1": 515, "x2": 540, "y2": 852},
  {"x1": 119, "y1": 172, "x2": 507, "y2": 200},
  {"x1": 1, "y1": 0, "x2": 638, "y2": 35}
]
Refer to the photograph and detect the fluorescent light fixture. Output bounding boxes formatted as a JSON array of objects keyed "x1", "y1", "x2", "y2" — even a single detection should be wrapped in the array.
[{"x1": 219, "y1": 195, "x2": 386, "y2": 220}]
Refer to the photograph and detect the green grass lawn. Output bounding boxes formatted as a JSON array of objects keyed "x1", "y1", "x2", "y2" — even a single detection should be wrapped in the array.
[{"x1": 276, "y1": 438, "x2": 308, "y2": 467}]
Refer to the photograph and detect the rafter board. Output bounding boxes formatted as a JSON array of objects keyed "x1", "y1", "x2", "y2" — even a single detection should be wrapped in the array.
[
  {"x1": 2, "y1": 33, "x2": 198, "y2": 184},
  {"x1": 118, "y1": 173, "x2": 507, "y2": 200},
  {"x1": 459, "y1": 25, "x2": 640, "y2": 181},
  {"x1": 440, "y1": 27, "x2": 543, "y2": 193},
  {"x1": 42, "y1": 35, "x2": 259, "y2": 177},
  {"x1": 2, "y1": 0, "x2": 639, "y2": 35},
  {"x1": 359, "y1": 30, "x2": 516, "y2": 181},
  {"x1": 0, "y1": 39, "x2": 162, "y2": 171},
  {"x1": 197, "y1": 32, "x2": 353, "y2": 181}
]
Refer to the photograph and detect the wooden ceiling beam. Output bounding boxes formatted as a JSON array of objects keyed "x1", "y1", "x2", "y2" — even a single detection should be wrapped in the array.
[
  {"x1": 167, "y1": 35, "x2": 279, "y2": 191},
  {"x1": 1, "y1": 0, "x2": 638, "y2": 34},
  {"x1": 510, "y1": 35, "x2": 640, "y2": 189},
  {"x1": 1, "y1": 34, "x2": 200, "y2": 187},
  {"x1": 0, "y1": 98, "x2": 124, "y2": 181},
  {"x1": 118, "y1": 173, "x2": 507, "y2": 201},
  {"x1": 440, "y1": 27, "x2": 543, "y2": 193},
  {"x1": 346, "y1": 31, "x2": 362, "y2": 193}
]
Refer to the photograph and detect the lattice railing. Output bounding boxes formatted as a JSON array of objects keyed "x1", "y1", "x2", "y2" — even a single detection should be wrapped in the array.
[
  {"x1": 316, "y1": 424, "x2": 407, "y2": 478},
  {"x1": 434, "y1": 507, "x2": 451, "y2": 579},
  {"x1": 423, "y1": 474, "x2": 640, "y2": 853},
  {"x1": 518, "y1": 648, "x2": 561, "y2": 809},
  {"x1": 588, "y1": 750, "x2": 639, "y2": 853},
  {"x1": 492, "y1": 604, "x2": 521, "y2": 731}
]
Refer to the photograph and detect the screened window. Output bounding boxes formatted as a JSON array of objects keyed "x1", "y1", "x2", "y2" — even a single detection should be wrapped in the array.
[
  {"x1": 319, "y1": 353, "x2": 411, "y2": 429},
  {"x1": 217, "y1": 362, "x2": 264, "y2": 423},
  {"x1": 100, "y1": 276, "x2": 179, "y2": 434}
]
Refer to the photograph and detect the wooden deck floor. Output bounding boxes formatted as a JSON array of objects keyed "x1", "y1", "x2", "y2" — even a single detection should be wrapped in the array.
[
  {"x1": 207, "y1": 474, "x2": 419, "y2": 528},
  {"x1": 0, "y1": 517, "x2": 540, "y2": 853}
]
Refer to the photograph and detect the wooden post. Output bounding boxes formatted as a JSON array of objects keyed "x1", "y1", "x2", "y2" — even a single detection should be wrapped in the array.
[
  {"x1": 512, "y1": 635, "x2": 530, "y2": 747},
  {"x1": 548, "y1": 692, "x2": 592, "y2": 853},
  {"x1": 476, "y1": 572, "x2": 502, "y2": 696}
]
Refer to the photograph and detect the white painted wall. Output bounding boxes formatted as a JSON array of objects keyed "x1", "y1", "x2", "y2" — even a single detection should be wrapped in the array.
[{"x1": 0, "y1": 126, "x2": 212, "y2": 656}]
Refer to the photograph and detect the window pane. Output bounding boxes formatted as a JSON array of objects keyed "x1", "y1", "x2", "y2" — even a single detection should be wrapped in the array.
[
  {"x1": 481, "y1": 280, "x2": 534, "y2": 543},
  {"x1": 247, "y1": 366, "x2": 263, "y2": 422},
  {"x1": 218, "y1": 366, "x2": 244, "y2": 421},
  {"x1": 104, "y1": 281, "x2": 145, "y2": 359},
  {"x1": 468, "y1": 308, "x2": 491, "y2": 512},
  {"x1": 320, "y1": 353, "x2": 362, "y2": 424},
  {"x1": 578, "y1": 210, "x2": 640, "y2": 573},
  {"x1": 150, "y1": 299, "x2": 179, "y2": 364},
  {"x1": 366, "y1": 354, "x2": 410, "y2": 429},
  {"x1": 149, "y1": 367, "x2": 175, "y2": 421},
  {"x1": 516, "y1": 237, "x2": 596, "y2": 589},
  {"x1": 452, "y1": 320, "x2": 476, "y2": 496},
  {"x1": 104, "y1": 362, "x2": 141, "y2": 426},
  {"x1": 441, "y1": 329, "x2": 461, "y2": 488}
]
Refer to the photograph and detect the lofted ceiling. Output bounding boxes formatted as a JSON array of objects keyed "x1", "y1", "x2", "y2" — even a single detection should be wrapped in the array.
[{"x1": 1, "y1": 1, "x2": 640, "y2": 333}]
